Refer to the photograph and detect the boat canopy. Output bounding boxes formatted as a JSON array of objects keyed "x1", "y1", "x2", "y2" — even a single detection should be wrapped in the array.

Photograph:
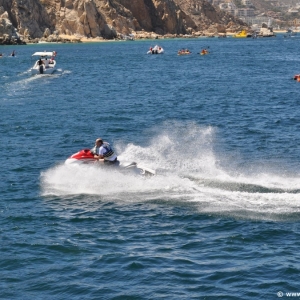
[{"x1": 32, "y1": 52, "x2": 54, "y2": 57}]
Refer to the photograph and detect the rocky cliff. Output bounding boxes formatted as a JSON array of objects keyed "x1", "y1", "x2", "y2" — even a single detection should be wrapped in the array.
[
  {"x1": 0, "y1": 0, "x2": 247, "y2": 44},
  {"x1": 174, "y1": 0, "x2": 246, "y2": 35}
]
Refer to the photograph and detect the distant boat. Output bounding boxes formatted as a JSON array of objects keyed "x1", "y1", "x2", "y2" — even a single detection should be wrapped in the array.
[
  {"x1": 30, "y1": 51, "x2": 57, "y2": 75},
  {"x1": 177, "y1": 49, "x2": 191, "y2": 55},
  {"x1": 257, "y1": 20, "x2": 276, "y2": 37},
  {"x1": 147, "y1": 45, "x2": 164, "y2": 54},
  {"x1": 284, "y1": 28, "x2": 297, "y2": 38},
  {"x1": 200, "y1": 49, "x2": 209, "y2": 55},
  {"x1": 233, "y1": 30, "x2": 252, "y2": 38}
]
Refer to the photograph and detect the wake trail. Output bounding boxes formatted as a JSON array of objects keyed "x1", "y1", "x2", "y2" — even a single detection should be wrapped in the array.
[{"x1": 40, "y1": 121, "x2": 300, "y2": 220}]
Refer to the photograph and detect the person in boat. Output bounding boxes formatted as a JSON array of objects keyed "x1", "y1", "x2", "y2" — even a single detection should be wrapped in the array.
[
  {"x1": 44, "y1": 58, "x2": 49, "y2": 68},
  {"x1": 49, "y1": 51, "x2": 56, "y2": 63},
  {"x1": 38, "y1": 58, "x2": 44, "y2": 74},
  {"x1": 91, "y1": 138, "x2": 119, "y2": 165}
]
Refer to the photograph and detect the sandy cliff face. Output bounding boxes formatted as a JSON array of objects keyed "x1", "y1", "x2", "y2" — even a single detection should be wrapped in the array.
[{"x1": 0, "y1": 0, "x2": 246, "y2": 43}]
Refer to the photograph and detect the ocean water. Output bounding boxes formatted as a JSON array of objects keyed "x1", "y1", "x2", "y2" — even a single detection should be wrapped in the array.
[{"x1": 1, "y1": 36, "x2": 300, "y2": 299}]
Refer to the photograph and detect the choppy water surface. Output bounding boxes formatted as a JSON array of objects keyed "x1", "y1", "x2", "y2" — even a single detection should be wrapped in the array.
[{"x1": 1, "y1": 37, "x2": 300, "y2": 299}]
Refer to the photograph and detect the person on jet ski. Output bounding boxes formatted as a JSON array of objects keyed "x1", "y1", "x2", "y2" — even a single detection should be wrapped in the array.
[{"x1": 91, "y1": 138, "x2": 119, "y2": 165}]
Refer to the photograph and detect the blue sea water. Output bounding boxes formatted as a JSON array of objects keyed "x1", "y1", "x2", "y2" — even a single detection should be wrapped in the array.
[{"x1": 1, "y1": 36, "x2": 300, "y2": 299}]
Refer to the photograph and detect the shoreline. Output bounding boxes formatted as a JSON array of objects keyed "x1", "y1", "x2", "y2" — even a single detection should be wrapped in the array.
[
  {"x1": 35, "y1": 32, "x2": 242, "y2": 44},
  {"x1": 58, "y1": 31, "x2": 293, "y2": 42},
  {"x1": 5, "y1": 30, "x2": 293, "y2": 46}
]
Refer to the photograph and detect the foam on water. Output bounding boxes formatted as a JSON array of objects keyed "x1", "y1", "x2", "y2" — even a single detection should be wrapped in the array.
[
  {"x1": 4, "y1": 70, "x2": 64, "y2": 98},
  {"x1": 41, "y1": 122, "x2": 300, "y2": 219}
]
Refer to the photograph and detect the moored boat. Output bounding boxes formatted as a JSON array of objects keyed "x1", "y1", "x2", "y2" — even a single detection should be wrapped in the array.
[
  {"x1": 257, "y1": 20, "x2": 276, "y2": 37},
  {"x1": 233, "y1": 30, "x2": 252, "y2": 38}
]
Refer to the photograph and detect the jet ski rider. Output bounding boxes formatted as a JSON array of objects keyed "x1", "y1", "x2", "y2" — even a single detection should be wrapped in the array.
[{"x1": 91, "y1": 138, "x2": 119, "y2": 165}]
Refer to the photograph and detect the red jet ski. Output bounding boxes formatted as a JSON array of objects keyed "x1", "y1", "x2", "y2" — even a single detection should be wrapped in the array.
[
  {"x1": 65, "y1": 149, "x2": 156, "y2": 176},
  {"x1": 65, "y1": 149, "x2": 97, "y2": 164}
]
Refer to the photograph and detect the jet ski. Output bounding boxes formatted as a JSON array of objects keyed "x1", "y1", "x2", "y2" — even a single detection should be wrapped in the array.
[{"x1": 65, "y1": 149, "x2": 156, "y2": 176}]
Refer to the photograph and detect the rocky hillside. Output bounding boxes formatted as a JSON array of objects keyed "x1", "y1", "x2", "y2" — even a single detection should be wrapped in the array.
[
  {"x1": 0, "y1": 0, "x2": 248, "y2": 44},
  {"x1": 174, "y1": 0, "x2": 246, "y2": 34}
]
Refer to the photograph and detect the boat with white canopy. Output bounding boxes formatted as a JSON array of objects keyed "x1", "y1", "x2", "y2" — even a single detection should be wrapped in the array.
[{"x1": 31, "y1": 51, "x2": 57, "y2": 75}]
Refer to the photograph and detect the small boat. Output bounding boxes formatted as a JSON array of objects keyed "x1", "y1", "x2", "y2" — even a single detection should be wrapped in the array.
[
  {"x1": 283, "y1": 28, "x2": 297, "y2": 38},
  {"x1": 257, "y1": 20, "x2": 276, "y2": 38},
  {"x1": 177, "y1": 49, "x2": 191, "y2": 55},
  {"x1": 65, "y1": 149, "x2": 156, "y2": 176},
  {"x1": 233, "y1": 30, "x2": 252, "y2": 38},
  {"x1": 200, "y1": 49, "x2": 209, "y2": 55},
  {"x1": 30, "y1": 51, "x2": 57, "y2": 75},
  {"x1": 147, "y1": 45, "x2": 164, "y2": 54}
]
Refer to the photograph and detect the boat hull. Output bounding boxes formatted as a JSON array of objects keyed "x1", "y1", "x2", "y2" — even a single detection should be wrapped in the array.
[{"x1": 31, "y1": 58, "x2": 56, "y2": 75}]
